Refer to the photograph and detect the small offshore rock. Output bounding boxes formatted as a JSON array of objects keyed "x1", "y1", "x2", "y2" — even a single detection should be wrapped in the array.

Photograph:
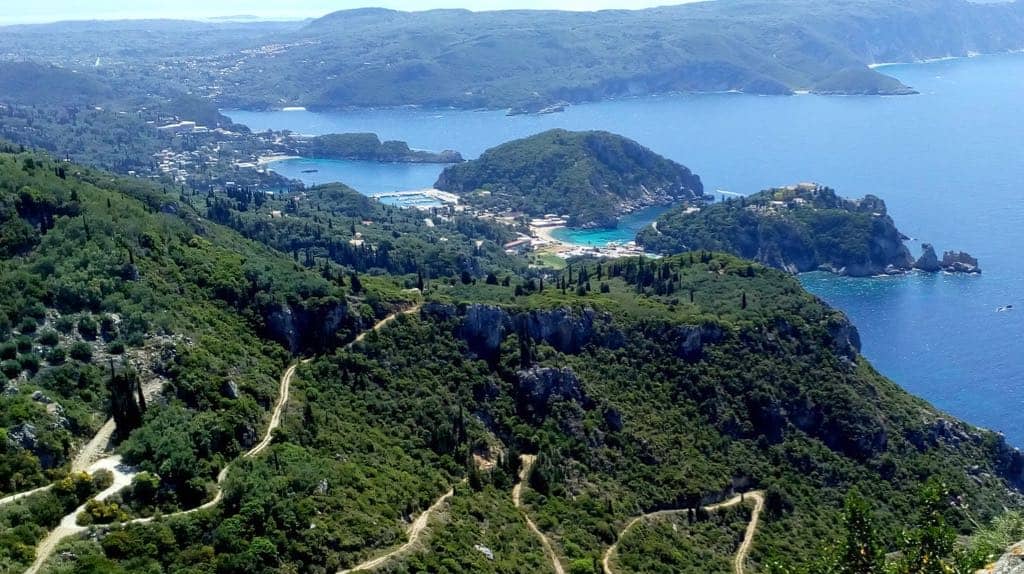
[
  {"x1": 941, "y1": 250, "x2": 981, "y2": 274},
  {"x1": 914, "y1": 243, "x2": 942, "y2": 272}
]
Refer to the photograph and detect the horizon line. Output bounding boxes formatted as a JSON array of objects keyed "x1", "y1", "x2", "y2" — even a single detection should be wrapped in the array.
[{"x1": 0, "y1": 2, "x2": 704, "y2": 27}]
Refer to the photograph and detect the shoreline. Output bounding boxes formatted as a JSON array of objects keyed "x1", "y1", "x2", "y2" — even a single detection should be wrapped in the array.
[
  {"x1": 529, "y1": 223, "x2": 650, "y2": 259},
  {"x1": 532, "y1": 224, "x2": 566, "y2": 245},
  {"x1": 257, "y1": 154, "x2": 301, "y2": 166},
  {"x1": 868, "y1": 49, "x2": 1022, "y2": 70},
  {"x1": 221, "y1": 49, "x2": 1024, "y2": 123}
]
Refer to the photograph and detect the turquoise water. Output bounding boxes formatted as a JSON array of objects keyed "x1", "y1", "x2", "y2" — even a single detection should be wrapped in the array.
[
  {"x1": 550, "y1": 206, "x2": 671, "y2": 246},
  {"x1": 227, "y1": 53, "x2": 1024, "y2": 445}
]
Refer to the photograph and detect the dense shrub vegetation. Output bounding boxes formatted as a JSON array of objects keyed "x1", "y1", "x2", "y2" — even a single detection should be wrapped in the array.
[
  {"x1": 34, "y1": 251, "x2": 1022, "y2": 573},
  {"x1": 0, "y1": 148, "x2": 410, "y2": 572},
  {"x1": 638, "y1": 186, "x2": 914, "y2": 276},
  {"x1": 435, "y1": 130, "x2": 703, "y2": 228}
]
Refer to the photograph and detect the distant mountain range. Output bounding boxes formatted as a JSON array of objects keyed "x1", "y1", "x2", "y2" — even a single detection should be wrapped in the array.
[
  {"x1": 0, "y1": 0, "x2": 1022, "y2": 112},
  {"x1": 212, "y1": 0, "x2": 1024, "y2": 110}
]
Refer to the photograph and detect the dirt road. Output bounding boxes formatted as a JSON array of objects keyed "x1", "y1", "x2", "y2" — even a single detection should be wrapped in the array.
[
  {"x1": 337, "y1": 484, "x2": 458, "y2": 574},
  {"x1": 513, "y1": 455, "x2": 566, "y2": 574},
  {"x1": 601, "y1": 490, "x2": 765, "y2": 574}
]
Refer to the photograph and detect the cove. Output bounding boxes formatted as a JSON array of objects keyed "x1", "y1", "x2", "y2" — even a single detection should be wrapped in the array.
[{"x1": 226, "y1": 52, "x2": 1024, "y2": 445}]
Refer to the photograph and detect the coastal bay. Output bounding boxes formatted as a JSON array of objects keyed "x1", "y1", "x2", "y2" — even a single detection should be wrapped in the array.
[{"x1": 227, "y1": 52, "x2": 1024, "y2": 444}]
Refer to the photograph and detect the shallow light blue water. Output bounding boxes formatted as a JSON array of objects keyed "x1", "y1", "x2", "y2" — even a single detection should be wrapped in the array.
[
  {"x1": 227, "y1": 53, "x2": 1024, "y2": 444},
  {"x1": 265, "y1": 157, "x2": 448, "y2": 206},
  {"x1": 549, "y1": 206, "x2": 672, "y2": 246}
]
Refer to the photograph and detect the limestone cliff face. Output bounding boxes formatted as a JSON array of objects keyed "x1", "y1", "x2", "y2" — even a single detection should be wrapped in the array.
[
  {"x1": 826, "y1": 312, "x2": 863, "y2": 363},
  {"x1": 452, "y1": 303, "x2": 606, "y2": 358},
  {"x1": 264, "y1": 299, "x2": 355, "y2": 353}
]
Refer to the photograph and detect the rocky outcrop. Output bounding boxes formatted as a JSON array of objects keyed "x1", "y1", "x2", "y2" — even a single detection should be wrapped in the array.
[
  {"x1": 914, "y1": 243, "x2": 942, "y2": 272},
  {"x1": 264, "y1": 299, "x2": 353, "y2": 353},
  {"x1": 674, "y1": 323, "x2": 726, "y2": 361},
  {"x1": 516, "y1": 367, "x2": 592, "y2": 412},
  {"x1": 460, "y1": 304, "x2": 510, "y2": 357},
  {"x1": 977, "y1": 541, "x2": 1024, "y2": 574},
  {"x1": 518, "y1": 307, "x2": 600, "y2": 355},
  {"x1": 826, "y1": 313, "x2": 863, "y2": 363},
  {"x1": 6, "y1": 422, "x2": 59, "y2": 468},
  {"x1": 455, "y1": 304, "x2": 607, "y2": 359},
  {"x1": 913, "y1": 245, "x2": 981, "y2": 274},
  {"x1": 221, "y1": 380, "x2": 240, "y2": 400},
  {"x1": 444, "y1": 303, "x2": 730, "y2": 366},
  {"x1": 6, "y1": 422, "x2": 38, "y2": 452},
  {"x1": 942, "y1": 250, "x2": 982, "y2": 274}
]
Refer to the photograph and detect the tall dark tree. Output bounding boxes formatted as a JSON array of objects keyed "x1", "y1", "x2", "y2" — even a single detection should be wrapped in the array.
[{"x1": 109, "y1": 365, "x2": 144, "y2": 439}]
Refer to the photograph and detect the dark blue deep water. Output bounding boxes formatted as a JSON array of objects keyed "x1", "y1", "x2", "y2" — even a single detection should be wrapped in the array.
[{"x1": 228, "y1": 53, "x2": 1024, "y2": 444}]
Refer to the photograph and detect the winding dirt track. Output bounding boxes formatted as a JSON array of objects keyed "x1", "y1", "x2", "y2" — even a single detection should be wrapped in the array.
[
  {"x1": 25, "y1": 456, "x2": 139, "y2": 574},
  {"x1": 24, "y1": 358, "x2": 299, "y2": 574},
  {"x1": 71, "y1": 418, "x2": 117, "y2": 473},
  {"x1": 25, "y1": 306, "x2": 422, "y2": 574},
  {"x1": 513, "y1": 455, "x2": 566, "y2": 574},
  {"x1": 337, "y1": 483, "x2": 460, "y2": 574},
  {"x1": 601, "y1": 490, "x2": 765, "y2": 574},
  {"x1": 733, "y1": 492, "x2": 764, "y2": 574},
  {"x1": 1, "y1": 414, "x2": 117, "y2": 510},
  {"x1": 0, "y1": 484, "x2": 53, "y2": 508}
]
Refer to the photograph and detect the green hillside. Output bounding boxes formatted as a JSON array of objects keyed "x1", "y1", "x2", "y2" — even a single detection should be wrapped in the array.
[
  {"x1": 210, "y1": 0, "x2": 1024, "y2": 110},
  {"x1": 435, "y1": 130, "x2": 704, "y2": 228},
  {"x1": 0, "y1": 147, "x2": 412, "y2": 572},
  {"x1": 638, "y1": 185, "x2": 915, "y2": 277},
  {"x1": 24, "y1": 249, "x2": 1024, "y2": 574},
  {"x1": 2, "y1": 147, "x2": 1023, "y2": 574}
]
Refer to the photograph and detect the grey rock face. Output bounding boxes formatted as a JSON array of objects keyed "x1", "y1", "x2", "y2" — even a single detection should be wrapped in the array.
[
  {"x1": 516, "y1": 367, "x2": 588, "y2": 408},
  {"x1": 461, "y1": 304, "x2": 510, "y2": 356},
  {"x1": 675, "y1": 324, "x2": 725, "y2": 361},
  {"x1": 942, "y1": 250, "x2": 982, "y2": 274},
  {"x1": 221, "y1": 380, "x2": 240, "y2": 400},
  {"x1": 457, "y1": 304, "x2": 605, "y2": 358},
  {"x1": 6, "y1": 422, "x2": 38, "y2": 451},
  {"x1": 265, "y1": 300, "x2": 351, "y2": 353},
  {"x1": 978, "y1": 541, "x2": 1024, "y2": 574},
  {"x1": 31, "y1": 390, "x2": 53, "y2": 404},
  {"x1": 914, "y1": 243, "x2": 942, "y2": 272},
  {"x1": 827, "y1": 314, "x2": 863, "y2": 362}
]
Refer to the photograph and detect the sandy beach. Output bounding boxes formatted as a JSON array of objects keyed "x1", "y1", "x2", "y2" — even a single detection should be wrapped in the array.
[
  {"x1": 532, "y1": 224, "x2": 566, "y2": 244},
  {"x1": 257, "y1": 154, "x2": 301, "y2": 166}
]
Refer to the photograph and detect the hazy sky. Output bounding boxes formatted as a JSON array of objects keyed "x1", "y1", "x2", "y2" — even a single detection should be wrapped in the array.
[{"x1": 2, "y1": 0, "x2": 695, "y2": 24}]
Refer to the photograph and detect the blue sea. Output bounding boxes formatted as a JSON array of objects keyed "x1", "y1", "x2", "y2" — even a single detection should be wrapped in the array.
[
  {"x1": 227, "y1": 53, "x2": 1024, "y2": 445},
  {"x1": 265, "y1": 157, "x2": 447, "y2": 207}
]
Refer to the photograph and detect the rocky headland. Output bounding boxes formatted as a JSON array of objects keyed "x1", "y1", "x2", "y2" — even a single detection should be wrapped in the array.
[
  {"x1": 298, "y1": 132, "x2": 464, "y2": 164},
  {"x1": 638, "y1": 183, "x2": 982, "y2": 277}
]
